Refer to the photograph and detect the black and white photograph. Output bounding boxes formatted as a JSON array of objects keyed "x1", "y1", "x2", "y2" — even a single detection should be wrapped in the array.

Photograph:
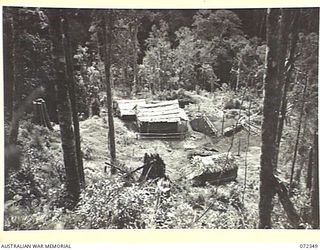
[{"x1": 2, "y1": 6, "x2": 319, "y2": 230}]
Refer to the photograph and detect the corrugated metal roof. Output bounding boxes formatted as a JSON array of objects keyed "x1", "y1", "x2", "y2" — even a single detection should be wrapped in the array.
[
  {"x1": 136, "y1": 100, "x2": 188, "y2": 123},
  {"x1": 115, "y1": 99, "x2": 146, "y2": 117}
]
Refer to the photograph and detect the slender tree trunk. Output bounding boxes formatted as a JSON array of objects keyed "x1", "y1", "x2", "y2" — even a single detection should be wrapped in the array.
[
  {"x1": 235, "y1": 59, "x2": 241, "y2": 92},
  {"x1": 123, "y1": 60, "x2": 129, "y2": 93},
  {"x1": 97, "y1": 30, "x2": 104, "y2": 62},
  {"x1": 48, "y1": 9, "x2": 80, "y2": 201},
  {"x1": 3, "y1": 11, "x2": 14, "y2": 122},
  {"x1": 258, "y1": 10, "x2": 267, "y2": 38},
  {"x1": 311, "y1": 132, "x2": 319, "y2": 228},
  {"x1": 158, "y1": 50, "x2": 162, "y2": 91},
  {"x1": 131, "y1": 24, "x2": 139, "y2": 94},
  {"x1": 61, "y1": 11, "x2": 85, "y2": 186},
  {"x1": 243, "y1": 100, "x2": 252, "y2": 204},
  {"x1": 150, "y1": 66, "x2": 155, "y2": 95},
  {"x1": 8, "y1": 11, "x2": 22, "y2": 145},
  {"x1": 259, "y1": 8, "x2": 290, "y2": 229},
  {"x1": 289, "y1": 76, "x2": 308, "y2": 192},
  {"x1": 101, "y1": 11, "x2": 116, "y2": 174},
  {"x1": 275, "y1": 10, "x2": 300, "y2": 163},
  {"x1": 306, "y1": 147, "x2": 313, "y2": 189}
]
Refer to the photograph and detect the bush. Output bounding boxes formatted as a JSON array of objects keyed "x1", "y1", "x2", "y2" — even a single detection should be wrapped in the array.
[
  {"x1": 67, "y1": 178, "x2": 157, "y2": 229},
  {"x1": 5, "y1": 166, "x2": 44, "y2": 207},
  {"x1": 4, "y1": 118, "x2": 67, "y2": 231}
]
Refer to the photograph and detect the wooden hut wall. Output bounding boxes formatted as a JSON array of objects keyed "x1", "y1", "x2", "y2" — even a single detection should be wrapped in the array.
[{"x1": 139, "y1": 122, "x2": 178, "y2": 133}]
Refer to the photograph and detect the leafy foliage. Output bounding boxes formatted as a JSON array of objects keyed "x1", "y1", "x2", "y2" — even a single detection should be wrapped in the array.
[
  {"x1": 140, "y1": 20, "x2": 174, "y2": 92},
  {"x1": 193, "y1": 10, "x2": 243, "y2": 40},
  {"x1": 3, "y1": 8, "x2": 318, "y2": 230},
  {"x1": 65, "y1": 179, "x2": 156, "y2": 229}
]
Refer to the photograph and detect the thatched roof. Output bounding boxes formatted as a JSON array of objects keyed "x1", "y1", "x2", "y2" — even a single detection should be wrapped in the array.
[{"x1": 136, "y1": 100, "x2": 188, "y2": 123}]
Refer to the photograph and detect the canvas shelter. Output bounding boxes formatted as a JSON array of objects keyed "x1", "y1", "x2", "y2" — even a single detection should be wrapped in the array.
[{"x1": 135, "y1": 100, "x2": 188, "y2": 139}]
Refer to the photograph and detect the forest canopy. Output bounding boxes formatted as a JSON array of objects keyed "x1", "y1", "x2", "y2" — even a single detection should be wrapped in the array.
[{"x1": 3, "y1": 7, "x2": 319, "y2": 230}]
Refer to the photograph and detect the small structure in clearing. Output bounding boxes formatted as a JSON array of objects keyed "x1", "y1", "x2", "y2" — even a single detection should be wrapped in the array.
[
  {"x1": 113, "y1": 99, "x2": 146, "y2": 119},
  {"x1": 135, "y1": 100, "x2": 189, "y2": 139},
  {"x1": 185, "y1": 153, "x2": 238, "y2": 186},
  {"x1": 189, "y1": 113, "x2": 218, "y2": 137}
]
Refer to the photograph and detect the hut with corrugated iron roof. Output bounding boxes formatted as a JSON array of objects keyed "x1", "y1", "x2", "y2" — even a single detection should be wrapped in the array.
[{"x1": 135, "y1": 100, "x2": 188, "y2": 139}]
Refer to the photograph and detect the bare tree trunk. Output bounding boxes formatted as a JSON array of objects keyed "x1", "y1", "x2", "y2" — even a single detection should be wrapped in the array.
[
  {"x1": 158, "y1": 50, "x2": 163, "y2": 91},
  {"x1": 150, "y1": 66, "x2": 155, "y2": 95},
  {"x1": 275, "y1": 10, "x2": 300, "y2": 164},
  {"x1": 96, "y1": 29, "x2": 104, "y2": 63},
  {"x1": 235, "y1": 59, "x2": 241, "y2": 92},
  {"x1": 101, "y1": 11, "x2": 116, "y2": 174},
  {"x1": 131, "y1": 24, "x2": 139, "y2": 94},
  {"x1": 243, "y1": 100, "x2": 252, "y2": 204},
  {"x1": 8, "y1": 11, "x2": 22, "y2": 145},
  {"x1": 289, "y1": 76, "x2": 308, "y2": 192},
  {"x1": 3, "y1": 10, "x2": 14, "y2": 122},
  {"x1": 306, "y1": 147, "x2": 313, "y2": 189},
  {"x1": 311, "y1": 131, "x2": 319, "y2": 228},
  {"x1": 48, "y1": 9, "x2": 80, "y2": 201},
  {"x1": 259, "y1": 8, "x2": 290, "y2": 229},
  {"x1": 258, "y1": 10, "x2": 267, "y2": 38},
  {"x1": 123, "y1": 59, "x2": 129, "y2": 93},
  {"x1": 61, "y1": 11, "x2": 85, "y2": 187}
]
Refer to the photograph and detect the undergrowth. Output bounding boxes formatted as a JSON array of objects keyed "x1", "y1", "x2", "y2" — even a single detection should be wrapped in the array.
[{"x1": 4, "y1": 89, "x2": 314, "y2": 230}]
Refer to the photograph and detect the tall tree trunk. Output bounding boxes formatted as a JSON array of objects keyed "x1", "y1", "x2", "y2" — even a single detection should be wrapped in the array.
[
  {"x1": 101, "y1": 11, "x2": 116, "y2": 174},
  {"x1": 48, "y1": 9, "x2": 80, "y2": 201},
  {"x1": 235, "y1": 59, "x2": 241, "y2": 92},
  {"x1": 289, "y1": 76, "x2": 308, "y2": 192},
  {"x1": 131, "y1": 24, "x2": 139, "y2": 94},
  {"x1": 61, "y1": 11, "x2": 85, "y2": 186},
  {"x1": 8, "y1": 10, "x2": 22, "y2": 145},
  {"x1": 158, "y1": 50, "x2": 163, "y2": 91},
  {"x1": 259, "y1": 8, "x2": 290, "y2": 229},
  {"x1": 306, "y1": 147, "x2": 313, "y2": 189},
  {"x1": 3, "y1": 10, "x2": 14, "y2": 122},
  {"x1": 97, "y1": 29, "x2": 104, "y2": 63},
  {"x1": 150, "y1": 66, "x2": 155, "y2": 95},
  {"x1": 311, "y1": 131, "x2": 319, "y2": 229},
  {"x1": 123, "y1": 59, "x2": 129, "y2": 93},
  {"x1": 275, "y1": 10, "x2": 300, "y2": 162},
  {"x1": 258, "y1": 9, "x2": 267, "y2": 38}
]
